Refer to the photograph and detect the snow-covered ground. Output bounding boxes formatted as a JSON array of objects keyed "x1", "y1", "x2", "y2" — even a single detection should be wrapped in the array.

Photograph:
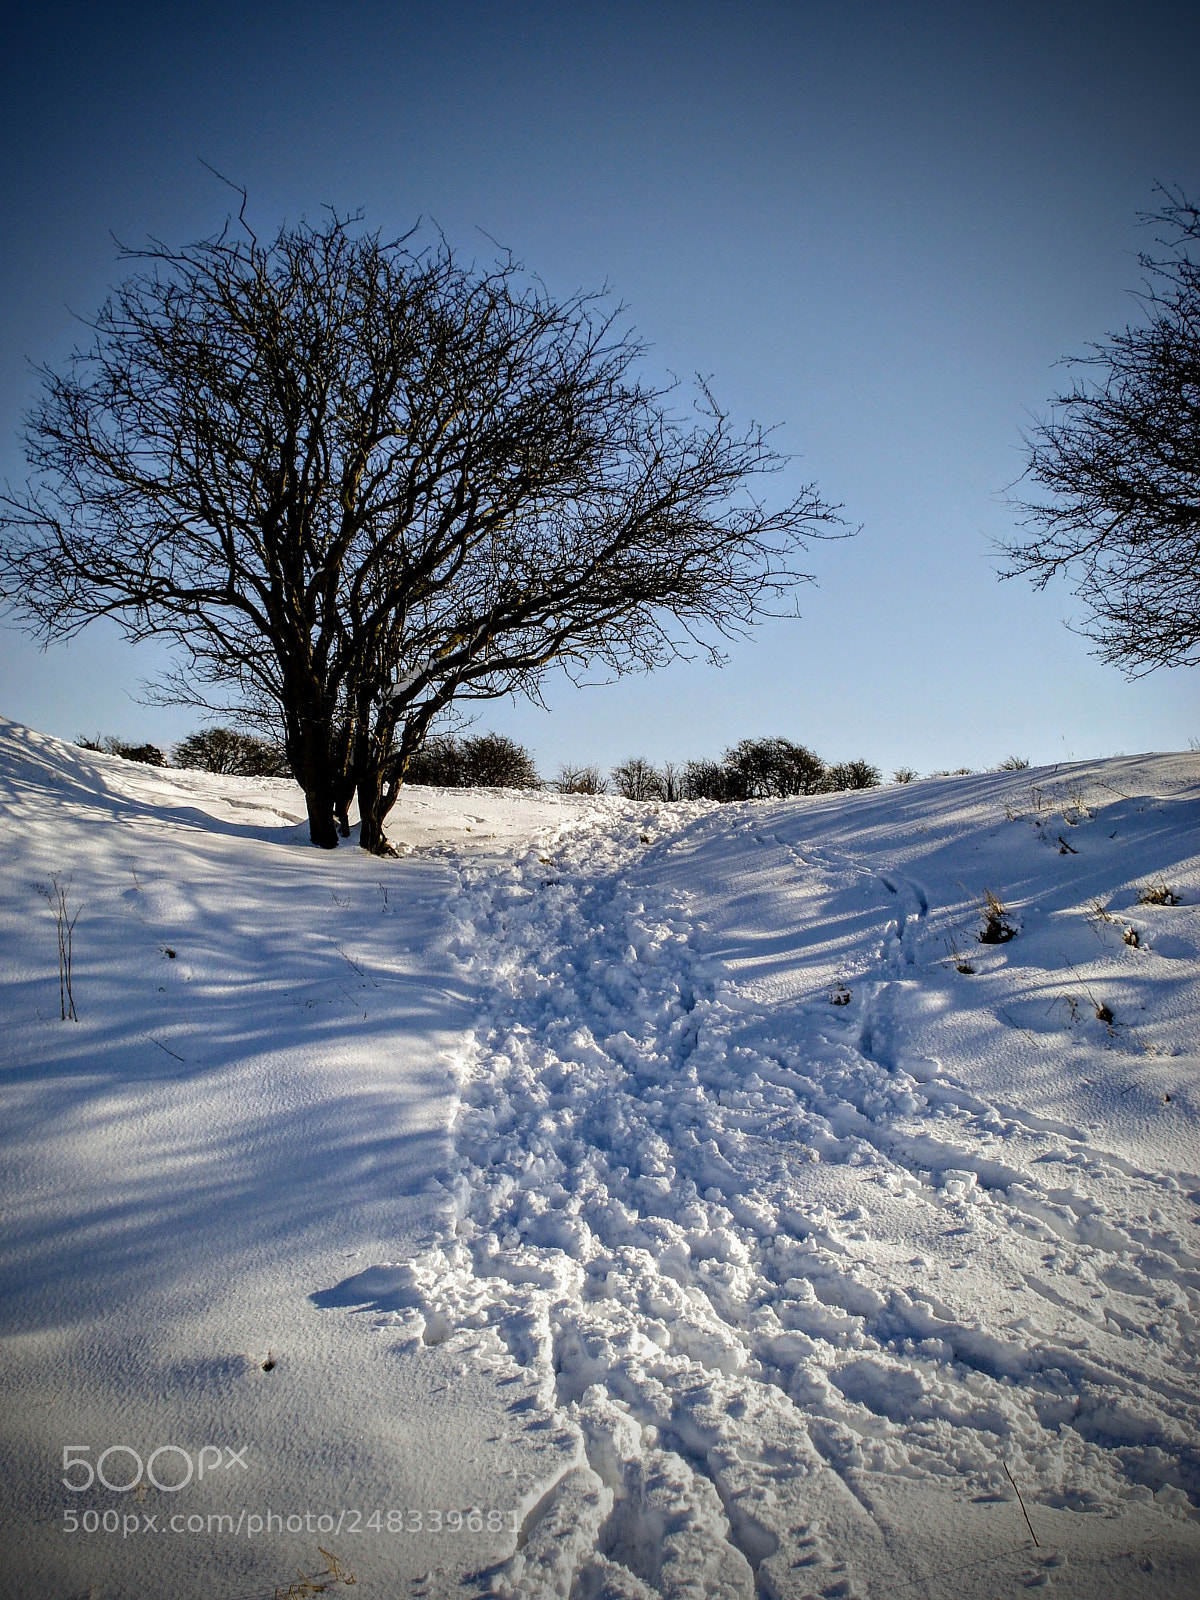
[{"x1": 1, "y1": 719, "x2": 1198, "y2": 1599}]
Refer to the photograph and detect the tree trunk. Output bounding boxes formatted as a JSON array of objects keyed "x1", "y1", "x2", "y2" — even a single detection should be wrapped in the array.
[
  {"x1": 305, "y1": 790, "x2": 341, "y2": 849},
  {"x1": 285, "y1": 721, "x2": 341, "y2": 849},
  {"x1": 357, "y1": 764, "x2": 397, "y2": 855}
]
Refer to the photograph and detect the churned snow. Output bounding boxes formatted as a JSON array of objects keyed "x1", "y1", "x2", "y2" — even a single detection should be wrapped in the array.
[{"x1": 0, "y1": 718, "x2": 1197, "y2": 1599}]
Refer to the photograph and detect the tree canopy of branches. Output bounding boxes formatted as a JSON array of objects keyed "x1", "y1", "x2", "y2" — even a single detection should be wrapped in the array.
[
  {"x1": 0, "y1": 205, "x2": 842, "y2": 851},
  {"x1": 1004, "y1": 188, "x2": 1200, "y2": 672}
]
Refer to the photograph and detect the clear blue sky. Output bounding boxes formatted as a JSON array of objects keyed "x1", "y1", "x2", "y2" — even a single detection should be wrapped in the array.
[{"x1": 1, "y1": 1, "x2": 1197, "y2": 777}]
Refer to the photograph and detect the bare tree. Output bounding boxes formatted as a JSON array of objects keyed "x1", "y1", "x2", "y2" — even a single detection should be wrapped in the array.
[
  {"x1": 1003, "y1": 187, "x2": 1200, "y2": 672},
  {"x1": 0, "y1": 204, "x2": 843, "y2": 852},
  {"x1": 611, "y1": 757, "x2": 666, "y2": 801},
  {"x1": 554, "y1": 763, "x2": 607, "y2": 794},
  {"x1": 683, "y1": 757, "x2": 739, "y2": 801}
]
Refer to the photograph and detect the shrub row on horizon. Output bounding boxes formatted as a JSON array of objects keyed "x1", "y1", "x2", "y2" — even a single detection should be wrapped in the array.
[
  {"x1": 78, "y1": 728, "x2": 291, "y2": 778},
  {"x1": 414, "y1": 734, "x2": 884, "y2": 800},
  {"x1": 80, "y1": 728, "x2": 1033, "y2": 800}
]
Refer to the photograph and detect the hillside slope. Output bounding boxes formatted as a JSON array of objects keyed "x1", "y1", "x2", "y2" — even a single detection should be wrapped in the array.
[{"x1": 0, "y1": 722, "x2": 1197, "y2": 1598}]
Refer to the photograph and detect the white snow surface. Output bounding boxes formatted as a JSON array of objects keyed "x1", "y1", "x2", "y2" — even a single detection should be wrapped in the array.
[{"x1": 1, "y1": 718, "x2": 1198, "y2": 1599}]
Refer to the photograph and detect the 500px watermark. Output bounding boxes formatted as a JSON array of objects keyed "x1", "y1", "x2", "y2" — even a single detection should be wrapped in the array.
[
  {"x1": 62, "y1": 1506, "x2": 520, "y2": 1537},
  {"x1": 61, "y1": 1445, "x2": 248, "y2": 1493}
]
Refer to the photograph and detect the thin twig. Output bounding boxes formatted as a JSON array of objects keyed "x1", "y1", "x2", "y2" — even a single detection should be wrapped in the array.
[
  {"x1": 997, "y1": 1008, "x2": 1040, "y2": 1047},
  {"x1": 40, "y1": 876, "x2": 80, "y2": 1020},
  {"x1": 1004, "y1": 1460, "x2": 1039, "y2": 1548}
]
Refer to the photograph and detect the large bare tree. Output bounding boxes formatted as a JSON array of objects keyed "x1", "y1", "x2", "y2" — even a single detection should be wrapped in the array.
[
  {"x1": 1, "y1": 206, "x2": 842, "y2": 851},
  {"x1": 1003, "y1": 188, "x2": 1200, "y2": 673}
]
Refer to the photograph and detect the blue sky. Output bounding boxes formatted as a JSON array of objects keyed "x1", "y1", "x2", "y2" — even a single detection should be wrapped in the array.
[{"x1": 1, "y1": 1, "x2": 1197, "y2": 778}]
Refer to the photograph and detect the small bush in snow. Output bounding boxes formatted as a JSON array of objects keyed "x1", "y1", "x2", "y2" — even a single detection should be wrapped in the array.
[
  {"x1": 675, "y1": 740, "x2": 883, "y2": 802},
  {"x1": 944, "y1": 933, "x2": 976, "y2": 975},
  {"x1": 977, "y1": 889, "x2": 1017, "y2": 944},
  {"x1": 174, "y1": 727, "x2": 290, "y2": 777},
  {"x1": 892, "y1": 767, "x2": 917, "y2": 784},
  {"x1": 78, "y1": 735, "x2": 167, "y2": 766},
  {"x1": 997, "y1": 754, "x2": 1031, "y2": 771},
  {"x1": 405, "y1": 734, "x2": 464, "y2": 786},
  {"x1": 1137, "y1": 880, "x2": 1180, "y2": 907},
  {"x1": 460, "y1": 733, "x2": 540, "y2": 788}
]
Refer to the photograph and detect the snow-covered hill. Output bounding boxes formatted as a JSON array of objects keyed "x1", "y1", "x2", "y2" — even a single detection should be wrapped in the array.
[{"x1": 1, "y1": 720, "x2": 1197, "y2": 1599}]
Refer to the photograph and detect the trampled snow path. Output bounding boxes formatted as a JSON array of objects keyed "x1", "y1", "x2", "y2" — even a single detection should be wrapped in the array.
[{"x1": 359, "y1": 765, "x2": 1200, "y2": 1599}]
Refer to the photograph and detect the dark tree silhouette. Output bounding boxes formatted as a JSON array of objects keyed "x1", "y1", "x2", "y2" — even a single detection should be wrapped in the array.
[
  {"x1": 403, "y1": 734, "x2": 466, "y2": 788},
  {"x1": 79, "y1": 737, "x2": 167, "y2": 767},
  {"x1": 554, "y1": 764, "x2": 607, "y2": 795},
  {"x1": 0, "y1": 204, "x2": 843, "y2": 851},
  {"x1": 611, "y1": 756, "x2": 665, "y2": 801},
  {"x1": 724, "y1": 737, "x2": 826, "y2": 798},
  {"x1": 822, "y1": 758, "x2": 881, "y2": 791},
  {"x1": 683, "y1": 757, "x2": 741, "y2": 802},
  {"x1": 404, "y1": 732, "x2": 537, "y2": 788},
  {"x1": 457, "y1": 733, "x2": 539, "y2": 789},
  {"x1": 1004, "y1": 188, "x2": 1200, "y2": 672},
  {"x1": 174, "y1": 727, "x2": 290, "y2": 777}
]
